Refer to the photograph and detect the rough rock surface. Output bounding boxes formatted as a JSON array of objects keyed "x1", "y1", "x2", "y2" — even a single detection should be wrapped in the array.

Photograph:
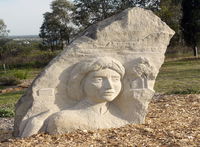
[{"x1": 14, "y1": 7, "x2": 174, "y2": 137}]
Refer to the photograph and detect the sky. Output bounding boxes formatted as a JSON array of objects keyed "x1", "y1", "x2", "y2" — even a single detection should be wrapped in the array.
[{"x1": 0, "y1": 0, "x2": 55, "y2": 36}]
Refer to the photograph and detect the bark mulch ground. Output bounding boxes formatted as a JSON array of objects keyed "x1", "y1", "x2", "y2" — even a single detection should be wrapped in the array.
[{"x1": 0, "y1": 94, "x2": 199, "y2": 147}]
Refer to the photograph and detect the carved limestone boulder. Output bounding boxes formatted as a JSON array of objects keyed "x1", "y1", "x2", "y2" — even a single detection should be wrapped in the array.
[{"x1": 14, "y1": 7, "x2": 174, "y2": 137}]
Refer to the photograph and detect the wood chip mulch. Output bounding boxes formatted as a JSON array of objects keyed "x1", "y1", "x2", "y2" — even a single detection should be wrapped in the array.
[{"x1": 0, "y1": 94, "x2": 200, "y2": 147}]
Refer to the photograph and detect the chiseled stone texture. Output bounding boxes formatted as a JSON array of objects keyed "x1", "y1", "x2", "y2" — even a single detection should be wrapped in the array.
[{"x1": 14, "y1": 7, "x2": 174, "y2": 137}]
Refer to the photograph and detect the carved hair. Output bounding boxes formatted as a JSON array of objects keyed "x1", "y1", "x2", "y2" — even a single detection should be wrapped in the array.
[{"x1": 67, "y1": 57, "x2": 125, "y2": 100}]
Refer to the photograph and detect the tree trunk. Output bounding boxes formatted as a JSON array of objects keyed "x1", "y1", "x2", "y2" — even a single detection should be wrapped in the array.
[
  {"x1": 3, "y1": 64, "x2": 6, "y2": 73},
  {"x1": 193, "y1": 45, "x2": 198, "y2": 57}
]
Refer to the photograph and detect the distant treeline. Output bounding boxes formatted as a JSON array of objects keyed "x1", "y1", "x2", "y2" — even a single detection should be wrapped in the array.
[
  {"x1": 37, "y1": 0, "x2": 200, "y2": 56},
  {"x1": 0, "y1": 0, "x2": 200, "y2": 67}
]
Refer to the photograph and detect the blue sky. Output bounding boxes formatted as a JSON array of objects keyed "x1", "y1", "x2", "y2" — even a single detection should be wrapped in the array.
[{"x1": 0, "y1": 0, "x2": 54, "y2": 36}]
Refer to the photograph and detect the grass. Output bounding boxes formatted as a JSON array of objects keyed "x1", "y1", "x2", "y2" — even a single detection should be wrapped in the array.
[
  {"x1": 0, "y1": 68, "x2": 41, "y2": 80},
  {"x1": 0, "y1": 90, "x2": 25, "y2": 117},
  {"x1": 154, "y1": 58, "x2": 200, "y2": 94},
  {"x1": 0, "y1": 68, "x2": 41, "y2": 89},
  {"x1": 0, "y1": 67, "x2": 41, "y2": 116},
  {"x1": 0, "y1": 66, "x2": 41, "y2": 116}
]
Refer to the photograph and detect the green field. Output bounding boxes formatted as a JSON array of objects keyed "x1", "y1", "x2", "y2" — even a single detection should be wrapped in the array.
[
  {"x1": 0, "y1": 68, "x2": 41, "y2": 80},
  {"x1": 0, "y1": 90, "x2": 25, "y2": 117},
  {"x1": 0, "y1": 57, "x2": 200, "y2": 117},
  {"x1": 0, "y1": 67, "x2": 40, "y2": 117},
  {"x1": 154, "y1": 58, "x2": 200, "y2": 94}
]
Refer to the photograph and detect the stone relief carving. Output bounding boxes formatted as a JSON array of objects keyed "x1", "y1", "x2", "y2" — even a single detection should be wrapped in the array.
[
  {"x1": 130, "y1": 57, "x2": 157, "y2": 90},
  {"x1": 19, "y1": 57, "x2": 157, "y2": 136},
  {"x1": 45, "y1": 57, "x2": 127, "y2": 134},
  {"x1": 14, "y1": 7, "x2": 175, "y2": 137}
]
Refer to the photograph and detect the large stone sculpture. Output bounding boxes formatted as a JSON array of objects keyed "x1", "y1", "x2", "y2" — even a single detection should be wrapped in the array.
[{"x1": 14, "y1": 7, "x2": 174, "y2": 137}]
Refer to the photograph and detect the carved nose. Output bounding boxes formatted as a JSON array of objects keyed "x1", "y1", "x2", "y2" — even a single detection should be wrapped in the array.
[{"x1": 104, "y1": 78, "x2": 113, "y2": 89}]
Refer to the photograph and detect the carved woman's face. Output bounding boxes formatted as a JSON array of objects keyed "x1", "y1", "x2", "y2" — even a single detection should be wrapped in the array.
[{"x1": 83, "y1": 68, "x2": 122, "y2": 103}]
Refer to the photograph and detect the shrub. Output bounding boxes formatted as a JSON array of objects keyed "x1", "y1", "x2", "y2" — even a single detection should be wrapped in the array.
[
  {"x1": 0, "y1": 108, "x2": 14, "y2": 117},
  {"x1": 0, "y1": 76, "x2": 21, "y2": 86},
  {"x1": 13, "y1": 70, "x2": 29, "y2": 80}
]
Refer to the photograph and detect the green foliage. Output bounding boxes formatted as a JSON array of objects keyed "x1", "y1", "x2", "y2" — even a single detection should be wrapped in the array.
[
  {"x1": 0, "y1": 68, "x2": 39, "y2": 87},
  {"x1": 0, "y1": 40, "x2": 41, "y2": 62},
  {"x1": 39, "y1": 0, "x2": 76, "y2": 51},
  {"x1": 0, "y1": 108, "x2": 14, "y2": 117},
  {"x1": 119, "y1": 0, "x2": 160, "y2": 11},
  {"x1": 0, "y1": 91, "x2": 25, "y2": 117},
  {"x1": 13, "y1": 70, "x2": 29, "y2": 80},
  {"x1": 0, "y1": 38, "x2": 11, "y2": 46},
  {"x1": 181, "y1": 0, "x2": 200, "y2": 56},
  {"x1": 0, "y1": 76, "x2": 21, "y2": 86},
  {"x1": 3, "y1": 40, "x2": 30, "y2": 55},
  {"x1": 73, "y1": 0, "x2": 119, "y2": 28},
  {"x1": 0, "y1": 68, "x2": 40, "y2": 82},
  {"x1": 0, "y1": 39, "x2": 58, "y2": 68},
  {"x1": 0, "y1": 85, "x2": 6, "y2": 90},
  {"x1": 166, "y1": 46, "x2": 194, "y2": 57},
  {"x1": 73, "y1": 0, "x2": 160, "y2": 28},
  {"x1": 0, "y1": 19, "x2": 9, "y2": 37},
  {"x1": 156, "y1": 0, "x2": 182, "y2": 46}
]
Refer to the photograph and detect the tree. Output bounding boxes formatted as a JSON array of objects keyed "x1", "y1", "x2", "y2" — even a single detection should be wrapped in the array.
[
  {"x1": 156, "y1": 0, "x2": 183, "y2": 46},
  {"x1": 0, "y1": 19, "x2": 9, "y2": 38},
  {"x1": 73, "y1": 0, "x2": 160, "y2": 29},
  {"x1": 73, "y1": 0, "x2": 119, "y2": 28},
  {"x1": 181, "y1": 0, "x2": 200, "y2": 56},
  {"x1": 118, "y1": 0, "x2": 160, "y2": 11},
  {"x1": 39, "y1": 0, "x2": 75, "y2": 51},
  {"x1": 0, "y1": 19, "x2": 10, "y2": 61}
]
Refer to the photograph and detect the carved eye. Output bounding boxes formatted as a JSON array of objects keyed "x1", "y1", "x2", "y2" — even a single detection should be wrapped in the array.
[
  {"x1": 111, "y1": 76, "x2": 120, "y2": 82},
  {"x1": 93, "y1": 77, "x2": 103, "y2": 82}
]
